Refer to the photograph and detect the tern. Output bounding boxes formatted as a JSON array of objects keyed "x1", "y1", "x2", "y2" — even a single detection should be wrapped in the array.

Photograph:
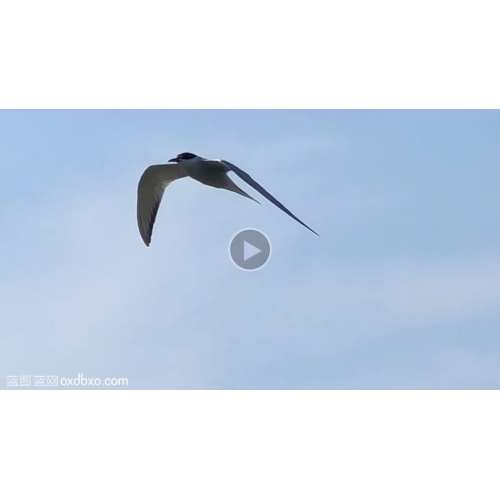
[{"x1": 137, "y1": 152, "x2": 319, "y2": 246}]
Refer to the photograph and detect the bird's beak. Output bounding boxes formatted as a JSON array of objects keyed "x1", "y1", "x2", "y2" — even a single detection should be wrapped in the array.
[{"x1": 168, "y1": 157, "x2": 179, "y2": 163}]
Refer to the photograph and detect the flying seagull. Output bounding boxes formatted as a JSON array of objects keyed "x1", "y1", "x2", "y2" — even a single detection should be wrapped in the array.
[{"x1": 137, "y1": 152, "x2": 319, "y2": 246}]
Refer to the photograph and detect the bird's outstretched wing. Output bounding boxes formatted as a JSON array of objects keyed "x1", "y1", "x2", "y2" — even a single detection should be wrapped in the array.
[
  {"x1": 217, "y1": 159, "x2": 319, "y2": 236},
  {"x1": 137, "y1": 164, "x2": 188, "y2": 246}
]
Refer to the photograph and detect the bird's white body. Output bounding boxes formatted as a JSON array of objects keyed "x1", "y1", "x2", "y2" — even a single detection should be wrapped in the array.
[
  {"x1": 178, "y1": 155, "x2": 206, "y2": 177},
  {"x1": 179, "y1": 156, "x2": 221, "y2": 185}
]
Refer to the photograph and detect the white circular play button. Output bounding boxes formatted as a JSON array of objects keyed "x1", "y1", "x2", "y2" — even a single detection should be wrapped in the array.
[{"x1": 229, "y1": 228, "x2": 272, "y2": 271}]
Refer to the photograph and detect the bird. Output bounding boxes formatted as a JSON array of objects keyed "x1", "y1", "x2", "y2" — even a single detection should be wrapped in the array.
[{"x1": 136, "y1": 152, "x2": 319, "y2": 246}]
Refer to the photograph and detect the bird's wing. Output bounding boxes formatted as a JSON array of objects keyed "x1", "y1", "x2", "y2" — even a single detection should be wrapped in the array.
[
  {"x1": 216, "y1": 159, "x2": 319, "y2": 236},
  {"x1": 137, "y1": 164, "x2": 188, "y2": 246}
]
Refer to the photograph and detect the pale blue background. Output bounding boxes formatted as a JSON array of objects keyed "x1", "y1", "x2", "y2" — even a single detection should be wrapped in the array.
[{"x1": 1, "y1": 110, "x2": 499, "y2": 389}]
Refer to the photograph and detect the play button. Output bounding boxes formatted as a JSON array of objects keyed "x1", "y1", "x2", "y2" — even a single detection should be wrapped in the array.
[
  {"x1": 244, "y1": 241, "x2": 261, "y2": 261},
  {"x1": 229, "y1": 228, "x2": 272, "y2": 271}
]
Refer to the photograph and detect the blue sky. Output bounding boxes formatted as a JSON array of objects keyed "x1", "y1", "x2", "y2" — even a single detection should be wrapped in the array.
[{"x1": 1, "y1": 110, "x2": 499, "y2": 389}]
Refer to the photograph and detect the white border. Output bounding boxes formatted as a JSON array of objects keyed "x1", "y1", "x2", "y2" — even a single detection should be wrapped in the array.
[
  {"x1": 2, "y1": 391, "x2": 499, "y2": 499},
  {"x1": 1, "y1": 1, "x2": 499, "y2": 108}
]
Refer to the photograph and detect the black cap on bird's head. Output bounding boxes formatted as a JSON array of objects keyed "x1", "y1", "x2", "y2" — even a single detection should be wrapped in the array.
[{"x1": 169, "y1": 152, "x2": 198, "y2": 163}]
